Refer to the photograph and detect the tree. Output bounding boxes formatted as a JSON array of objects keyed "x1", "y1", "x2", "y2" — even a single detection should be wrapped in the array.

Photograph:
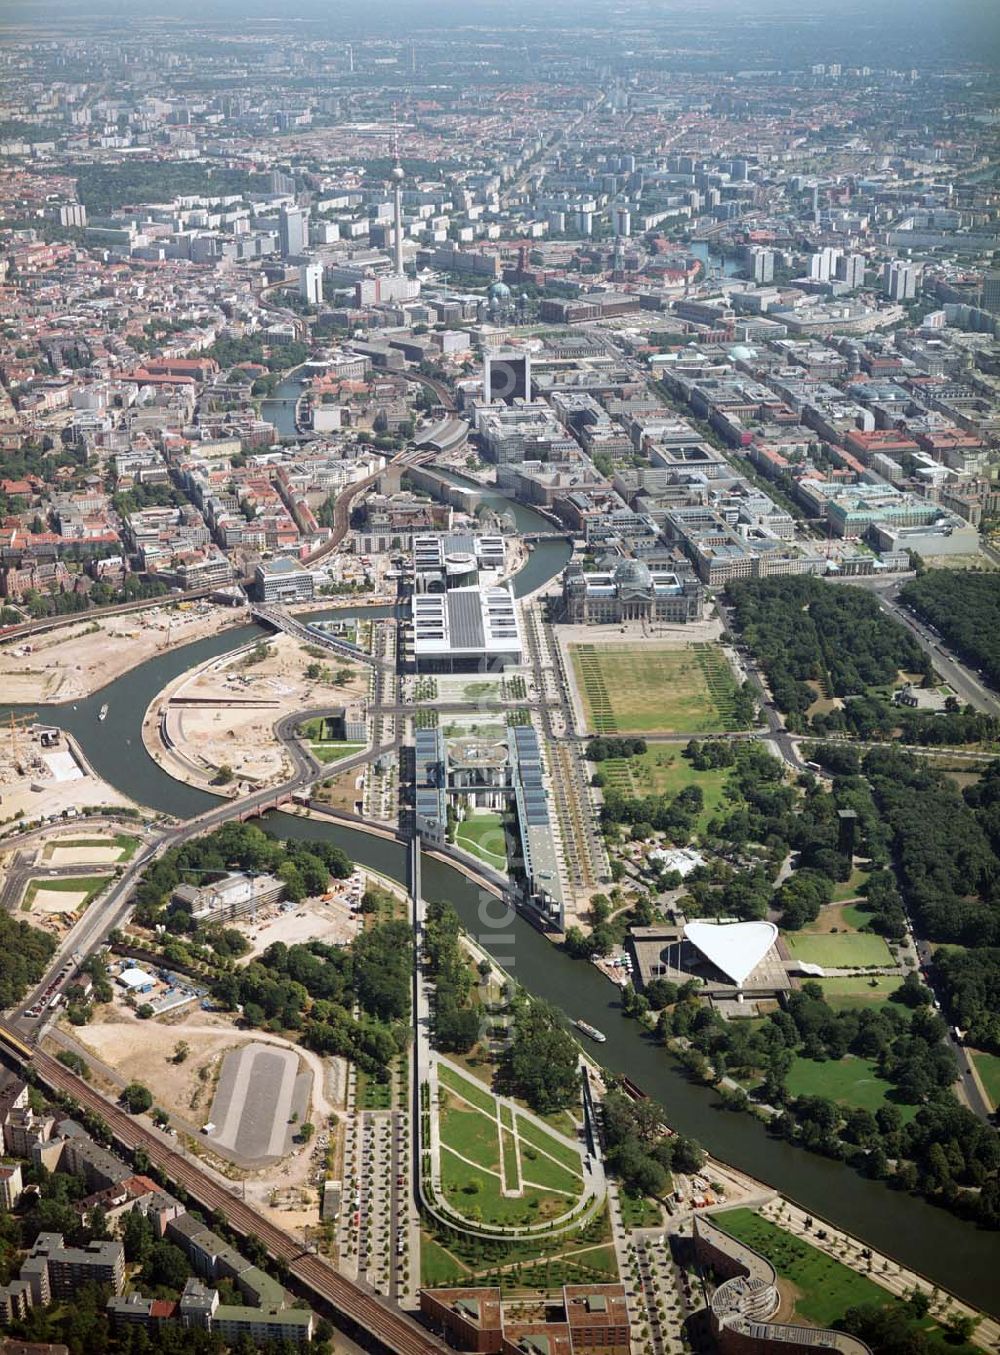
[
  {"x1": 121, "y1": 1082, "x2": 153, "y2": 1114},
  {"x1": 123, "y1": 1207, "x2": 155, "y2": 1263},
  {"x1": 299, "y1": 1122, "x2": 315, "y2": 1142},
  {"x1": 501, "y1": 999, "x2": 579, "y2": 1113},
  {"x1": 143, "y1": 1240, "x2": 190, "y2": 1291}
]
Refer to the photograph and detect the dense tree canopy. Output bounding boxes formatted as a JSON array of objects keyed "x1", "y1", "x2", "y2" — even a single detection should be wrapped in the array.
[
  {"x1": 500, "y1": 998, "x2": 580, "y2": 1114},
  {"x1": 900, "y1": 570, "x2": 1000, "y2": 691},
  {"x1": 0, "y1": 913, "x2": 56, "y2": 1008}
]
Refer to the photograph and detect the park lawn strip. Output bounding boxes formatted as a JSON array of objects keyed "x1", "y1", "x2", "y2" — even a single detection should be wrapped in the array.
[
  {"x1": 785, "y1": 1055, "x2": 916, "y2": 1120},
  {"x1": 784, "y1": 931, "x2": 894, "y2": 967},
  {"x1": 439, "y1": 1063, "x2": 499, "y2": 1116},
  {"x1": 455, "y1": 813, "x2": 508, "y2": 870},
  {"x1": 714, "y1": 1209, "x2": 976, "y2": 1350},
  {"x1": 440, "y1": 1102, "x2": 501, "y2": 1172},
  {"x1": 815, "y1": 977, "x2": 905, "y2": 1011},
  {"x1": 515, "y1": 1115, "x2": 584, "y2": 1175},
  {"x1": 310, "y1": 742, "x2": 364, "y2": 764},
  {"x1": 500, "y1": 1126, "x2": 521, "y2": 1192},
  {"x1": 971, "y1": 1051, "x2": 1000, "y2": 1111}
]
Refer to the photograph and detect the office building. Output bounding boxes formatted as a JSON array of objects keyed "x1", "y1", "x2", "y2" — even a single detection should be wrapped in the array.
[
  {"x1": 409, "y1": 584, "x2": 522, "y2": 673},
  {"x1": 808, "y1": 247, "x2": 841, "y2": 282},
  {"x1": 882, "y1": 259, "x2": 918, "y2": 301},
  {"x1": 254, "y1": 556, "x2": 315, "y2": 603},
  {"x1": 483, "y1": 349, "x2": 531, "y2": 406},
  {"x1": 299, "y1": 261, "x2": 323, "y2": 305},
  {"x1": 980, "y1": 272, "x2": 1000, "y2": 315},
  {"x1": 278, "y1": 206, "x2": 307, "y2": 259},
  {"x1": 748, "y1": 247, "x2": 774, "y2": 284},
  {"x1": 836, "y1": 253, "x2": 866, "y2": 288},
  {"x1": 694, "y1": 1215, "x2": 871, "y2": 1355},
  {"x1": 170, "y1": 871, "x2": 285, "y2": 924},
  {"x1": 420, "y1": 1284, "x2": 631, "y2": 1355}
]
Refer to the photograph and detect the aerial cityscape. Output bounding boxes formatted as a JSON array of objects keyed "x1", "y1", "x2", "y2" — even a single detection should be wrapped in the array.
[{"x1": 0, "y1": 1, "x2": 998, "y2": 1352}]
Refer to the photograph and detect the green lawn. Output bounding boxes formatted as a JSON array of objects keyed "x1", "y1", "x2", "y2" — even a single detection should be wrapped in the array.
[
  {"x1": 356, "y1": 1066, "x2": 392, "y2": 1110},
  {"x1": 441, "y1": 1101, "x2": 501, "y2": 1171},
  {"x1": 713, "y1": 1209, "x2": 910, "y2": 1327},
  {"x1": 830, "y1": 868, "x2": 870, "y2": 903},
  {"x1": 714, "y1": 1210, "x2": 976, "y2": 1352},
  {"x1": 439, "y1": 1064, "x2": 497, "y2": 1115},
  {"x1": 439, "y1": 1145, "x2": 572, "y2": 1226},
  {"x1": 604, "y1": 748, "x2": 733, "y2": 834},
  {"x1": 455, "y1": 813, "x2": 508, "y2": 870},
  {"x1": 23, "y1": 875, "x2": 110, "y2": 912},
  {"x1": 570, "y1": 643, "x2": 744, "y2": 735},
  {"x1": 310, "y1": 742, "x2": 364, "y2": 764},
  {"x1": 785, "y1": 931, "x2": 894, "y2": 968},
  {"x1": 971, "y1": 1051, "x2": 1000, "y2": 1111},
  {"x1": 815, "y1": 976, "x2": 905, "y2": 1011},
  {"x1": 519, "y1": 1144, "x2": 584, "y2": 1195},
  {"x1": 515, "y1": 1116, "x2": 584, "y2": 1175},
  {"x1": 786, "y1": 1055, "x2": 915, "y2": 1119},
  {"x1": 420, "y1": 1233, "x2": 469, "y2": 1287},
  {"x1": 619, "y1": 1192, "x2": 663, "y2": 1229},
  {"x1": 436, "y1": 1064, "x2": 585, "y2": 1229}
]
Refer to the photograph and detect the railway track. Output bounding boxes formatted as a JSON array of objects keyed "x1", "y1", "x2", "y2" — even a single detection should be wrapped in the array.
[{"x1": 0, "y1": 1027, "x2": 444, "y2": 1355}]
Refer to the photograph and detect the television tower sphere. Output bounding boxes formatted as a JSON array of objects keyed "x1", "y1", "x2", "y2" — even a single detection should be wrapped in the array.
[{"x1": 390, "y1": 163, "x2": 404, "y2": 181}]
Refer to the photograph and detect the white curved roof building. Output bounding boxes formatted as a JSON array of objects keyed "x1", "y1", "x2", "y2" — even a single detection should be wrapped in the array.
[{"x1": 683, "y1": 920, "x2": 779, "y2": 988}]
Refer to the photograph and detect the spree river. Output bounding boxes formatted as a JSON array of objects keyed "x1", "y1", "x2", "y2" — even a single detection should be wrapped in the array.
[{"x1": 4, "y1": 482, "x2": 1000, "y2": 1312}]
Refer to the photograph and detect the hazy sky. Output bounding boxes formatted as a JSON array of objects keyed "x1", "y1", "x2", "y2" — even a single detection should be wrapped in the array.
[{"x1": 2, "y1": 0, "x2": 997, "y2": 69}]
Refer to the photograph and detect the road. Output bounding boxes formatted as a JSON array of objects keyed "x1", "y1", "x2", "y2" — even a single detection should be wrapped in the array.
[
  {"x1": 912, "y1": 936, "x2": 994, "y2": 1123},
  {"x1": 873, "y1": 583, "x2": 1000, "y2": 717},
  {"x1": 715, "y1": 598, "x2": 806, "y2": 773}
]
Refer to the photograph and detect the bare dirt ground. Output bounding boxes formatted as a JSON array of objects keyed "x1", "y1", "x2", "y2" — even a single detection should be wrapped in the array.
[
  {"x1": 45, "y1": 843, "x2": 125, "y2": 865},
  {"x1": 0, "y1": 601, "x2": 245, "y2": 704},
  {"x1": 0, "y1": 738, "x2": 137, "y2": 833},
  {"x1": 143, "y1": 632, "x2": 369, "y2": 793},
  {"x1": 30, "y1": 886, "x2": 91, "y2": 913},
  {"x1": 312, "y1": 763, "x2": 366, "y2": 813},
  {"x1": 66, "y1": 1003, "x2": 342, "y2": 1235}
]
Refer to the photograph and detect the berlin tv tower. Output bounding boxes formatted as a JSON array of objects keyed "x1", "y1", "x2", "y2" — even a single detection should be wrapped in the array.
[{"x1": 391, "y1": 107, "x2": 404, "y2": 278}]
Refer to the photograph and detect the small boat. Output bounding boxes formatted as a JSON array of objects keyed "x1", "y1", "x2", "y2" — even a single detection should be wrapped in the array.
[
  {"x1": 575, "y1": 1019, "x2": 606, "y2": 1044},
  {"x1": 98, "y1": 704, "x2": 109, "y2": 721}
]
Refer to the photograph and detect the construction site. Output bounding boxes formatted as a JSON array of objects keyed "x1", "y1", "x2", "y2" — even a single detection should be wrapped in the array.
[
  {"x1": 142, "y1": 631, "x2": 370, "y2": 794},
  {"x1": 0, "y1": 714, "x2": 137, "y2": 834},
  {"x1": 0, "y1": 599, "x2": 243, "y2": 703}
]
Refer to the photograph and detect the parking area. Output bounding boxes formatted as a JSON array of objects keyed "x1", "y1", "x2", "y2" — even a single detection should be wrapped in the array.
[
  {"x1": 207, "y1": 1042, "x2": 310, "y2": 1161},
  {"x1": 339, "y1": 1104, "x2": 410, "y2": 1300}
]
